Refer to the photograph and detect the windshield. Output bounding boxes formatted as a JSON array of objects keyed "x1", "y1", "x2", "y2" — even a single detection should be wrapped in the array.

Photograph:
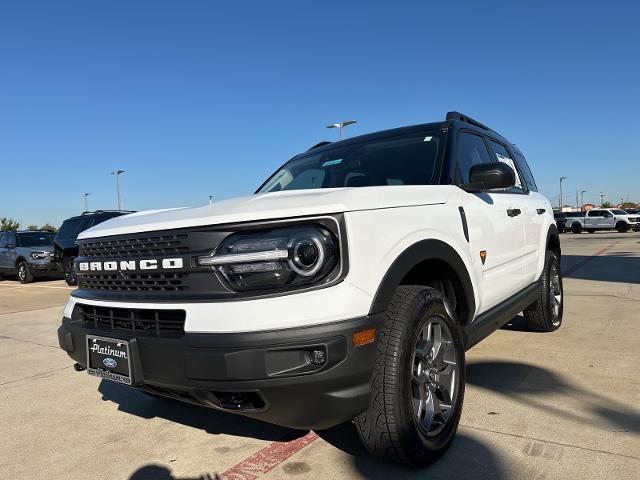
[
  {"x1": 18, "y1": 233, "x2": 55, "y2": 247},
  {"x1": 258, "y1": 132, "x2": 443, "y2": 193},
  {"x1": 611, "y1": 209, "x2": 628, "y2": 215}
]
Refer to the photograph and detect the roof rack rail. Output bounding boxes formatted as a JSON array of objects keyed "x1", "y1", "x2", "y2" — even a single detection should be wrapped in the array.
[
  {"x1": 307, "y1": 141, "x2": 332, "y2": 151},
  {"x1": 81, "y1": 210, "x2": 135, "y2": 216},
  {"x1": 446, "y1": 111, "x2": 493, "y2": 132}
]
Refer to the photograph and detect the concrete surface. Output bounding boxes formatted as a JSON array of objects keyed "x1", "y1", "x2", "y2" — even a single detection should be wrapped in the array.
[{"x1": 0, "y1": 232, "x2": 638, "y2": 479}]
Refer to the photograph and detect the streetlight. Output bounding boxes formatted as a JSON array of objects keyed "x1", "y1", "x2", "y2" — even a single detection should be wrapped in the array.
[
  {"x1": 209, "y1": 195, "x2": 214, "y2": 204},
  {"x1": 559, "y1": 176, "x2": 567, "y2": 211},
  {"x1": 580, "y1": 190, "x2": 586, "y2": 211},
  {"x1": 84, "y1": 193, "x2": 91, "y2": 212},
  {"x1": 599, "y1": 192, "x2": 605, "y2": 207},
  {"x1": 111, "y1": 169, "x2": 125, "y2": 210},
  {"x1": 326, "y1": 120, "x2": 357, "y2": 140}
]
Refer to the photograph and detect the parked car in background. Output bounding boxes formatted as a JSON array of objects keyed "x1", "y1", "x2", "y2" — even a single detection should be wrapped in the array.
[
  {"x1": 554, "y1": 211, "x2": 584, "y2": 233},
  {"x1": 568, "y1": 208, "x2": 640, "y2": 233},
  {"x1": 0, "y1": 231, "x2": 60, "y2": 283},
  {"x1": 53, "y1": 211, "x2": 134, "y2": 285},
  {"x1": 624, "y1": 208, "x2": 639, "y2": 215}
]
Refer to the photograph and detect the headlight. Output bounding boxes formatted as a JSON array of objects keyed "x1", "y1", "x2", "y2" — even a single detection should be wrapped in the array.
[
  {"x1": 196, "y1": 225, "x2": 340, "y2": 292},
  {"x1": 31, "y1": 252, "x2": 50, "y2": 259}
]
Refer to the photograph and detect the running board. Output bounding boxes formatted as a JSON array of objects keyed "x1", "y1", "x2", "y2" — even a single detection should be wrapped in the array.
[{"x1": 463, "y1": 282, "x2": 539, "y2": 350}]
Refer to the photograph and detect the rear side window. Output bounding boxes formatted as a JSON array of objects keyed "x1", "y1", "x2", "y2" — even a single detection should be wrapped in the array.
[
  {"x1": 57, "y1": 217, "x2": 91, "y2": 241},
  {"x1": 0, "y1": 234, "x2": 7, "y2": 248},
  {"x1": 455, "y1": 132, "x2": 493, "y2": 184},
  {"x1": 514, "y1": 152, "x2": 538, "y2": 192},
  {"x1": 487, "y1": 140, "x2": 524, "y2": 193}
]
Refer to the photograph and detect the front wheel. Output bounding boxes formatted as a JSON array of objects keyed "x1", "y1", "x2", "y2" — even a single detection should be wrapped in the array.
[
  {"x1": 616, "y1": 222, "x2": 630, "y2": 233},
  {"x1": 524, "y1": 251, "x2": 563, "y2": 332},
  {"x1": 18, "y1": 261, "x2": 34, "y2": 284},
  {"x1": 355, "y1": 286, "x2": 465, "y2": 466}
]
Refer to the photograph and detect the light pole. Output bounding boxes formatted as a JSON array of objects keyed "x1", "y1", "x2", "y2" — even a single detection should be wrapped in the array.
[
  {"x1": 580, "y1": 190, "x2": 586, "y2": 211},
  {"x1": 326, "y1": 120, "x2": 357, "y2": 140},
  {"x1": 599, "y1": 192, "x2": 605, "y2": 207},
  {"x1": 111, "y1": 169, "x2": 125, "y2": 210},
  {"x1": 84, "y1": 193, "x2": 91, "y2": 212},
  {"x1": 209, "y1": 195, "x2": 214, "y2": 204},
  {"x1": 559, "y1": 176, "x2": 567, "y2": 211}
]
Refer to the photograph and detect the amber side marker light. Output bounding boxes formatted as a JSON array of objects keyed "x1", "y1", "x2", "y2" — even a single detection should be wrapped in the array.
[{"x1": 352, "y1": 328, "x2": 376, "y2": 347}]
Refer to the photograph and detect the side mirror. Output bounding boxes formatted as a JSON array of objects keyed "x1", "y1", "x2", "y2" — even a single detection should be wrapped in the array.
[{"x1": 460, "y1": 163, "x2": 515, "y2": 192}]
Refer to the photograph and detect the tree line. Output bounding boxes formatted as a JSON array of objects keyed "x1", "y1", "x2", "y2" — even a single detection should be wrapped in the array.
[{"x1": 0, "y1": 218, "x2": 58, "y2": 232}]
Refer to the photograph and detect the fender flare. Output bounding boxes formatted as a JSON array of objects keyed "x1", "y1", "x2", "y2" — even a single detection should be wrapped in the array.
[
  {"x1": 369, "y1": 239, "x2": 476, "y2": 325},
  {"x1": 546, "y1": 224, "x2": 560, "y2": 254}
]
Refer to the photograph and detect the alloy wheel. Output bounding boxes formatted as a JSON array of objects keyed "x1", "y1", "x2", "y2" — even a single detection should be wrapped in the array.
[
  {"x1": 411, "y1": 317, "x2": 459, "y2": 437},
  {"x1": 549, "y1": 262, "x2": 562, "y2": 326}
]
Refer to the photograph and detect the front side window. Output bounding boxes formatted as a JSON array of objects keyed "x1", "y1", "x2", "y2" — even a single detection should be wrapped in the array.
[
  {"x1": 611, "y1": 209, "x2": 627, "y2": 215},
  {"x1": 0, "y1": 235, "x2": 7, "y2": 248},
  {"x1": 258, "y1": 133, "x2": 443, "y2": 193},
  {"x1": 514, "y1": 152, "x2": 538, "y2": 192},
  {"x1": 488, "y1": 140, "x2": 524, "y2": 193},
  {"x1": 17, "y1": 233, "x2": 55, "y2": 248}
]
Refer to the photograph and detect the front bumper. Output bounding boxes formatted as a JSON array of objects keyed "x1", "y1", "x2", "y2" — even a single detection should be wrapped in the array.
[
  {"x1": 58, "y1": 313, "x2": 383, "y2": 430},
  {"x1": 28, "y1": 260, "x2": 62, "y2": 276}
]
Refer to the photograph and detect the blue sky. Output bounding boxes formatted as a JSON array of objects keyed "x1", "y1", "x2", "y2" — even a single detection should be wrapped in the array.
[{"x1": 1, "y1": 0, "x2": 639, "y2": 227}]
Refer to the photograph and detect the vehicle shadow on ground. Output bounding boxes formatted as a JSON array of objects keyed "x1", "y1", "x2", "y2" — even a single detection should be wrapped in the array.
[
  {"x1": 562, "y1": 255, "x2": 640, "y2": 284},
  {"x1": 319, "y1": 425, "x2": 506, "y2": 479},
  {"x1": 98, "y1": 380, "x2": 306, "y2": 442},
  {"x1": 467, "y1": 361, "x2": 640, "y2": 434}
]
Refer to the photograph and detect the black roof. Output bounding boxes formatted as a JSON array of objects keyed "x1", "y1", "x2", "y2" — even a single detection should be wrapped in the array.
[
  {"x1": 62, "y1": 210, "x2": 134, "y2": 221},
  {"x1": 304, "y1": 111, "x2": 517, "y2": 157}
]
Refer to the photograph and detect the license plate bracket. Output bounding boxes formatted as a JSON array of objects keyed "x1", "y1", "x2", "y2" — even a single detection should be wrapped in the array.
[{"x1": 86, "y1": 335, "x2": 133, "y2": 385}]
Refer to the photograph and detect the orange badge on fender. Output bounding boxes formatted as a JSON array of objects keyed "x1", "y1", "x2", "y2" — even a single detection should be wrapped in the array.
[{"x1": 480, "y1": 250, "x2": 487, "y2": 265}]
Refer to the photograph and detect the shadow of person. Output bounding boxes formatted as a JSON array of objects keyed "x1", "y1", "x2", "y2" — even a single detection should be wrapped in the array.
[
  {"x1": 128, "y1": 464, "x2": 216, "y2": 480},
  {"x1": 467, "y1": 361, "x2": 640, "y2": 434},
  {"x1": 98, "y1": 380, "x2": 306, "y2": 442},
  {"x1": 318, "y1": 422, "x2": 506, "y2": 479}
]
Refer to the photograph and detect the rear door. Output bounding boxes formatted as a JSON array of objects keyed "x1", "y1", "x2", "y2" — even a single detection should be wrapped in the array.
[
  {"x1": 454, "y1": 131, "x2": 527, "y2": 310},
  {"x1": 586, "y1": 210, "x2": 602, "y2": 228},
  {"x1": 0, "y1": 234, "x2": 9, "y2": 270}
]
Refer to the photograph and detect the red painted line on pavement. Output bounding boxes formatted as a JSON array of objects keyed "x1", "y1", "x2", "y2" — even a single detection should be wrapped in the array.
[
  {"x1": 563, "y1": 242, "x2": 618, "y2": 277},
  {"x1": 219, "y1": 431, "x2": 319, "y2": 480}
]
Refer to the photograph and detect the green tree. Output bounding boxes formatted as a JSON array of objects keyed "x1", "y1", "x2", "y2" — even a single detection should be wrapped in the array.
[
  {"x1": 27, "y1": 224, "x2": 39, "y2": 231},
  {"x1": 0, "y1": 218, "x2": 20, "y2": 231},
  {"x1": 40, "y1": 223, "x2": 58, "y2": 233},
  {"x1": 601, "y1": 201, "x2": 613, "y2": 208},
  {"x1": 620, "y1": 202, "x2": 638, "y2": 210}
]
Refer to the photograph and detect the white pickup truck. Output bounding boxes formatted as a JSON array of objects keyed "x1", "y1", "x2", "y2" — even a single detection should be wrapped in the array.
[{"x1": 569, "y1": 208, "x2": 640, "y2": 233}]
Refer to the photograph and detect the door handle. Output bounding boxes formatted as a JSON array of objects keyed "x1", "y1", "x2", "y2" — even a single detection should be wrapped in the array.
[
  {"x1": 507, "y1": 208, "x2": 522, "y2": 217},
  {"x1": 536, "y1": 208, "x2": 546, "y2": 214}
]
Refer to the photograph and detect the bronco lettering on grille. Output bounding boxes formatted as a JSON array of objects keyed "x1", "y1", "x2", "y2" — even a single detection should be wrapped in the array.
[{"x1": 77, "y1": 258, "x2": 184, "y2": 272}]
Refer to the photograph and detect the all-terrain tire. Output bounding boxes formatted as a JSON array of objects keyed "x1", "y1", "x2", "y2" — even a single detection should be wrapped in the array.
[
  {"x1": 354, "y1": 286, "x2": 465, "y2": 466},
  {"x1": 616, "y1": 222, "x2": 630, "y2": 233},
  {"x1": 524, "y1": 251, "x2": 563, "y2": 332},
  {"x1": 18, "y1": 261, "x2": 34, "y2": 284}
]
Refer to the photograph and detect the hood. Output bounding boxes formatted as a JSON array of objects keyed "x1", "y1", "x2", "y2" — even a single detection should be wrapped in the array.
[
  {"x1": 79, "y1": 186, "x2": 450, "y2": 239},
  {"x1": 24, "y1": 245, "x2": 54, "y2": 253}
]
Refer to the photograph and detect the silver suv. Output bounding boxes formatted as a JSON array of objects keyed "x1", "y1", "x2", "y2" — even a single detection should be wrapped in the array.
[{"x1": 0, "y1": 231, "x2": 61, "y2": 283}]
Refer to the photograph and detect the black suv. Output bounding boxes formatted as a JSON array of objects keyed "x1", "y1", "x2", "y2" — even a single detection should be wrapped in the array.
[{"x1": 53, "y1": 211, "x2": 133, "y2": 285}]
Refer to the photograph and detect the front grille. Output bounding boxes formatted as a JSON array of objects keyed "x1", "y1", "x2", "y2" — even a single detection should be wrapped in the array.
[
  {"x1": 80, "y1": 234, "x2": 190, "y2": 258},
  {"x1": 73, "y1": 303, "x2": 186, "y2": 336},
  {"x1": 79, "y1": 272, "x2": 188, "y2": 292}
]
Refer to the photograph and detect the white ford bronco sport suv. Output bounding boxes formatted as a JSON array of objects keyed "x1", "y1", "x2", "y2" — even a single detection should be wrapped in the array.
[{"x1": 58, "y1": 112, "x2": 563, "y2": 466}]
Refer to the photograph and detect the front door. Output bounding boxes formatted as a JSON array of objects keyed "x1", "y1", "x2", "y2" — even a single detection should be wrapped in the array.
[{"x1": 454, "y1": 132, "x2": 527, "y2": 311}]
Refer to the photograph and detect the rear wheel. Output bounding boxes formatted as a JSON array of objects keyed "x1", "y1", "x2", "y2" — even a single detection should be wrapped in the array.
[
  {"x1": 524, "y1": 251, "x2": 563, "y2": 332},
  {"x1": 355, "y1": 286, "x2": 465, "y2": 466},
  {"x1": 63, "y1": 259, "x2": 77, "y2": 286},
  {"x1": 616, "y1": 222, "x2": 630, "y2": 233},
  {"x1": 571, "y1": 223, "x2": 582, "y2": 234},
  {"x1": 18, "y1": 261, "x2": 34, "y2": 284}
]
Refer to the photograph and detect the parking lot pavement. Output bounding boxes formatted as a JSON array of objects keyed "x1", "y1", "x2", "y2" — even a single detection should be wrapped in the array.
[{"x1": 1, "y1": 232, "x2": 639, "y2": 480}]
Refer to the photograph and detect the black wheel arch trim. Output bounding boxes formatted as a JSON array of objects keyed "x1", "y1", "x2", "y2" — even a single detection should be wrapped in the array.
[
  {"x1": 368, "y1": 239, "x2": 476, "y2": 325},
  {"x1": 546, "y1": 224, "x2": 561, "y2": 255}
]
